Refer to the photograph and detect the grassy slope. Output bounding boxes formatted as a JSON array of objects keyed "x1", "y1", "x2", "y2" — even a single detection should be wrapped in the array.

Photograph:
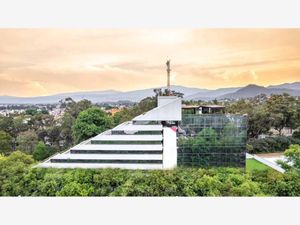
[{"x1": 246, "y1": 159, "x2": 270, "y2": 172}]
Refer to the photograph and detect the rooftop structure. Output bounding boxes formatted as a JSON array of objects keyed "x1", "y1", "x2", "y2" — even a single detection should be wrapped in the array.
[{"x1": 182, "y1": 104, "x2": 225, "y2": 114}]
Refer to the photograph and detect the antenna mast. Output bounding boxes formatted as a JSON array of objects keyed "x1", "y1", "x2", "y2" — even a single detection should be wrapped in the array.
[{"x1": 166, "y1": 59, "x2": 171, "y2": 90}]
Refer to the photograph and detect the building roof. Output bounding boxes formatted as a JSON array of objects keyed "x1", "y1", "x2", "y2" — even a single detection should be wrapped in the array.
[
  {"x1": 182, "y1": 104, "x2": 225, "y2": 109},
  {"x1": 200, "y1": 105, "x2": 225, "y2": 109},
  {"x1": 182, "y1": 105, "x2": 199, "y2": 109}
]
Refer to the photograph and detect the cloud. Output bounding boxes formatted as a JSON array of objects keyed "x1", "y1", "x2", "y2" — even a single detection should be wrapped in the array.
[{"x1": 0, "y1": 29, "x2": 300, "y2": 96}]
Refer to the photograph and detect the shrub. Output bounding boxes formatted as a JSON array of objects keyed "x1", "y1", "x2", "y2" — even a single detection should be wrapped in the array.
[
  {"x1": 247, "y1": 136, "x2": 300, "y2": 154},
  {"x1": 0, "y1": 159, "x2": 299, "y2": 196},
  {"x1": 0, "y1": 151, "x2": 34, "y2": 196},
  {"x1": 277, "y1": 144, "x2": 300, "y2": 171},
  {"x1": 293, "y1": 127, "x2": 300, "y2": 139},
  {"x1": 33, "y1": 141, "x2": 54, "y2": 161},
  {"x1": 56, "y1": 182, "x2": 94, "y2": 196}
]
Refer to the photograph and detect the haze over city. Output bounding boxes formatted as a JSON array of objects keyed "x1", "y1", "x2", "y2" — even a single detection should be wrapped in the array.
[{"x1": 0, "y1": 29, "x2": 300, "y2": 97}]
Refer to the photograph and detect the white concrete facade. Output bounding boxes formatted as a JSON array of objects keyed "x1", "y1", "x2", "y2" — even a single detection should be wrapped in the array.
[
  {"x1": 162, "y1": 127, "x2": 177, "y2": 169},
  {"x1": 133, "y1": 96, "x2": 182, "y2": 122},
  {"x1": 38, "y1": 96, "x2": 182, "y2": 169}
]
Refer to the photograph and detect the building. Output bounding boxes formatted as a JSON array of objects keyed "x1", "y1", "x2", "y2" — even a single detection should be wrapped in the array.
[
  {"x1": 105, "y1": 107, "x2": 122, "y2": 115},
  {"x1": 178, "y1": 113, "x2": 247, "y2": 168},
  {"x1": 182, "y1": 104, "x2": 225, "y2": 114},
  {"x1": 38, "y1": 96, "x2": 181, "y2": 169},
  {"x1": 38, "y1": 95, "x2": 247, "y2": 169}
]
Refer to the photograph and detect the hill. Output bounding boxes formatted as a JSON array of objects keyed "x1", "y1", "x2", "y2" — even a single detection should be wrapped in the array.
[
  {"x1": 1, "y1": 82, "x2": 300, "y2": 104},
  {"x1": 219, "y1": 84, "x2": 300, "y2": 99}
]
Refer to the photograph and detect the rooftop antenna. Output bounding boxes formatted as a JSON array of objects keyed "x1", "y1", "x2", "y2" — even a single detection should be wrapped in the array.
[{"x1": 166, "y1": 59, "x2": 171, "y2": 90}]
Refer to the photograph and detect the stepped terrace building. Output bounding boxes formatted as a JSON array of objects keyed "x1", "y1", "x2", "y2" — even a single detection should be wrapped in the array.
[{"x1": 39, "y1": 96, "x2": 247, "y2": 169}]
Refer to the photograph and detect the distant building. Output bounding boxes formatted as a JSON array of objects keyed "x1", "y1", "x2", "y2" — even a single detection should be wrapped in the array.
[
  {"x1": 49, "y1": 108, "x2": 65, "y2": 119},
  {"x1": 105, "y1": 108, "x2": 122, "y2": 115},
  {"x1": 270, "y1": 127, "x2": 294, "y2": 137}
]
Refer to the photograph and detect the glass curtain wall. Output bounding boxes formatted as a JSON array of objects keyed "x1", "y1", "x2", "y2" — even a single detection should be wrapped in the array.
[{"x1": 177, "y1": 114, "x2": 247, "y2": 168}]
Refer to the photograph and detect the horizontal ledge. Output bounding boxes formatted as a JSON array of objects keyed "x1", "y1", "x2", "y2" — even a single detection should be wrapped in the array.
[
  {"x1": 51, "y1": 154, "x2": 163, "y2": 160},
  {"x1": 71, "y1": 144, "x2": 163, "y2": 150},
  {"x1": 70, "y1": 150, "x2": 163, "y2": 154},
  {"x1": 50, "y1": 159, "x2": 163, "y2": 164},
  {"x1": 113, "y1": 124, "x2": 163, "y2": 131},
  {"x1": 92, "y1": 135, "x2": 163, "y2": 141},
  {"x1": 37, "y1": 163, "x2": 163, "y2": 170}
]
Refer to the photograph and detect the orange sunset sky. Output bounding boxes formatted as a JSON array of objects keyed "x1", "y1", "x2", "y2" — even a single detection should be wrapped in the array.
[{"x1": 0, "y1": 29, "x2": 300, "y2": 97}]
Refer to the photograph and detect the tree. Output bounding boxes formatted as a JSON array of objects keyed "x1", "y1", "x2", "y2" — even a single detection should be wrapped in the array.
[
  {"x1": 293, "y1": 127, "x2": 300, "y2": 139},
  {"x1": 247, "y1": 106, "x2": 272, "y2": 138},
  {"x1": 59, "y1": 97, "x2": 75, "y2": 109},
  {"x1": 0, "y1": 115, "x2": 29, "y2": 150},
  {"x1": 59, "y1": 113, "x2": 76, "y2": 147},
  {"x1": 64, "y1": 99, "x2": 92, "y2": 118},
  {"x1": 25, "y1": 108, "x2": 39, "y2": 116},
  {"x1": 72, "y1": 107, "x2": 113, "y2": 143},
  {"x1": 33, "y1": 141, "x2": 52, "y2": 161},
  {"x1": 16, "y1": 130, "x2": 38, "y2": 154},
  {"x1": 266, "y1": 94, "x2": 297, "y2": 134},
  {"x1": 113, "y1": 97, "x2": 156, "y2": 125},
  {"x1": 225, "y1": 99, "x2": 272, "y2": 138},
  {"x1": 0, "y1": 116, "x2": 14, "y2": 136},
  {"x1": 153, "y1": 88, "x2": 184, "y2": 98},
  {"x1": 27, "y1": 114, "x2": 55, "y2": 131},
  {"x1": 57, "y1": 99, "x2": 93, "y2": 146},
  {"x1": 277, "y1": 144, "x2": 300, "y2": 171},
  {"x1": 0, "y1": 151, "x2": 34, "y2": 196},
  {"x1": 0, "y1": 130, "x2": 12, "y2": 155},
  {"x1": 13, "y1": 116, "x2": 28, "y2": 134},
  {"x1": 46, "y1": 126, "x2": 61, "y2": 148}
]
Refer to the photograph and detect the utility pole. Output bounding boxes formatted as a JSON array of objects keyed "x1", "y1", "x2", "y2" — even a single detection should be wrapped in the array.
[{"x1": 166, "y1": 59, "x2": 171, "y2": 90}]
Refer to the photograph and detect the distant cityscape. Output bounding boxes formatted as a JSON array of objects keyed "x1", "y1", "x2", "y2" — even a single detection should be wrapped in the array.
[{"x1": 0, "y1": 101, "x2": 131, "y2": 119}]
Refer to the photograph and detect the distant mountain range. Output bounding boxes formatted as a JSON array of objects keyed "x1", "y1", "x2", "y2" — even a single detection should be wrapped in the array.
[
  {"x1": 0, "y1": 82, "x2": 299, "y2": 104},
  {"x1": 217, "y1": 83, "x2": 300, "y2": 100}
]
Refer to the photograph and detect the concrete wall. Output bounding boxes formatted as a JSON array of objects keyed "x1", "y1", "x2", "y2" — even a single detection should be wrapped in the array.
[
  {"x1": 158, "y1": 96, "x2": 178, "y2": 107},
  {"x1": 133, "y1": 97, "x2": 182, "y2": 121},
  {"x1": 163, "y1": 127, "x2": 177, "y2": 169}
]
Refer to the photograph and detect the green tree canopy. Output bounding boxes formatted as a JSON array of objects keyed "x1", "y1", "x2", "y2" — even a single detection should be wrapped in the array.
[
  {"x1": 278, "y1": 144, "x2": 300, "y2": 171},
  {"x1": 72, "y1": 107, "x2": 113, "y2": 143},
  {"x1": 0, "y1": 130, "x2": 12, "y2": 155},
  {"x1": 58, "y1": 99, "x2": 93, "y2": 147},
  {"x1": 16, "y1": 130, "x2": 38, "y2": 154},
  {"x1": 33, "y1": 141, "x2": 52, "y2": 161},
  {"x1": 64, "y1": 99, "x2": 92, "y2": 118},
  {"x1": 266, "y1": 94, "x2": 298, "y2": 134},
  {"x1": 0, "y1": 151, "x2": 34, "y2": 196},
  {"x1": 113, "y1": 97, "x2": 156, "y2": 125},
  {"x1": 25, "y1": 108, "x2": 39, "y2": 116}
]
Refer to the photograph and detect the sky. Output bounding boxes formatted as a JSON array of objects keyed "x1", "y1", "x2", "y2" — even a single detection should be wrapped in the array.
[{"x1": 0, "y1": 29, "x2": 300, "y2": 97}]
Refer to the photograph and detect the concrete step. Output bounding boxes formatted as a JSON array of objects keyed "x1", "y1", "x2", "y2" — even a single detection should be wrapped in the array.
[
  {"x1": 51, "y1": 153, "x2": 163, "y2": 160},
  {"x1": 38, "y1": 162, "x2": 163, "y2": 170},
  {"x1": 92, "y1": 134, "x2": 163, "y2": 141},
  {"x1": 71, "y1": 144, "x2": 163, "y2": 151}
]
